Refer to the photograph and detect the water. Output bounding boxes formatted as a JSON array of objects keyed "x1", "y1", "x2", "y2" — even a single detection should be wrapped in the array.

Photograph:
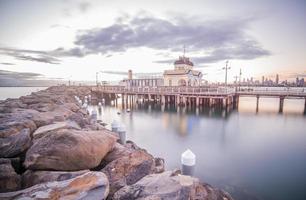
[
  {"x1": 89, "y1": 98, "x2": 306, "y2": 200},
  {"x1": 0, "y1": 87, "x2": 47, "y2": 100},
  {"x1": 1, "y1": 87, "x2": 306, "y2": 200}
]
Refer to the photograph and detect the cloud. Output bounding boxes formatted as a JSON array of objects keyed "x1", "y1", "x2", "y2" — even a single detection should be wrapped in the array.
[
  {"x1": 0, "y1": 70, "x2": 95, "y2": 87},
  {"x1": 0, "y1": 70, "x2": 44, "y2": 86},
  {"x1": 0, "y1": 62, "x2": 15, "y2": 65},
  {"x1": 0, "y1": 13, "x2": 270, "y2": 66},
  {"x1": 0, "y1": 47, "x2": 61, "y2": 64},
  {"x1": 50, "y1": 24, "x2": 71, "y2": 29},
  {"x1": 285, "y1": 71, "x2": 306, "y2": 79},
  {"x1": 78, "y1": 2, "x2": 91, "y2": 13},
  {"x1": 60, "y1": 13, "x2": 270, "y2": 65}
]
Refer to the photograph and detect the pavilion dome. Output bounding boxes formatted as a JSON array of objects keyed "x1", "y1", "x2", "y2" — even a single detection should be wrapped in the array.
[{"x1": 174, "y1": 56, "x2": 194, "y2": 66}]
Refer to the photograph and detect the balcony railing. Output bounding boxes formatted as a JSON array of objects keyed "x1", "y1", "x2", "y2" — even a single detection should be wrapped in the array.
[{"x1": 92, "y1": 85, "x2": 236, "y2": 95}]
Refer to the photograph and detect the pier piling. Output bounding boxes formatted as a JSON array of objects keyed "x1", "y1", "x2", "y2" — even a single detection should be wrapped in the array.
[{"x1": 279, "y1": 96, "x2": 284, "y2": 113}]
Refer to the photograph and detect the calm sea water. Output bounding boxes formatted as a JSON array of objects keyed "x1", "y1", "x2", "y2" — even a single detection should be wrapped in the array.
[
  {"x1": 1, "y1": 87, "x2": 306, "y2": 200},
  {"x1": 90, "y1": 98, "x2": 306, "y2": 200},
  {"x1": 0, "y1": 87, "x2": 47, "y2": 100}
]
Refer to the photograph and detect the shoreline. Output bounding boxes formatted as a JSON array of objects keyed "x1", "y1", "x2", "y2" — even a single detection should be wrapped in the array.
[{"x1": 0, "y1": 85, "x2": 233, "y2": 199}]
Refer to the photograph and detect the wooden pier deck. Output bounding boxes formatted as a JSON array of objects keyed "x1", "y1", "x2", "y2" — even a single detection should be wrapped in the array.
[{"x1": 91, "y1": 85, "x2": 306, "y2": 113}]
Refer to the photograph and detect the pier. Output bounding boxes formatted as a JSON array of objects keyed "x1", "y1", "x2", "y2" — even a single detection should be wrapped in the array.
[
  {"x1": 91, "y1": 85, "x2": 306, "y2": 114},
  {"x1": 91, "y1": 86, "x2": 237, "y2": 108}
]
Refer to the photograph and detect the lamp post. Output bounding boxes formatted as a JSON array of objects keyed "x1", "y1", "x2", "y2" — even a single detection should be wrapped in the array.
[
  {"x1": 222, "y1": 60, "x2": 230, "y2": 88},
  {"x1": 239, "y1": 68, "x2": 242, "y2": 91},
  {"x1": 96, "y1": 71, "x2": 103, "y2": 86}
]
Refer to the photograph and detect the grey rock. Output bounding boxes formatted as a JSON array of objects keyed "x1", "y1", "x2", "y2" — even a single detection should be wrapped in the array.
[
  {"x1": 32, "y1": 120, "x2": 81, "y2": 140},
  {"x1": 0, "y1": 158, "x2": 21, "y2": 192},
  {"x1": 101, "y1": 142, "x2": 156, "y2": 197},
  {"x1": 24, "y1": 129, "x2": 118, "y2": 171},
  {"x1": 113, "y1": 170, "x2": 234, "y2": 200},
  {"x1": 0, "y1": 171, "x2": 109, "y2": 200},
  {"x1": 22, "y1": 169, "x2": 89, "y2": 188},
  {"x1": 0, "y1": 129, "x2": 31, "y2": 158}
]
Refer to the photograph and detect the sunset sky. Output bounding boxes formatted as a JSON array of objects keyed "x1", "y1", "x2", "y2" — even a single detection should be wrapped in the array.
[{"x1": 0, "y1": 0, "x2": 305, "y2": 85}]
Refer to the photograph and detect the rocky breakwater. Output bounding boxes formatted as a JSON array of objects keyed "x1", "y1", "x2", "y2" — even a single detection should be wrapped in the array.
[{"x1": 0, "y1": 86, "x2": 233, "y2": 200}]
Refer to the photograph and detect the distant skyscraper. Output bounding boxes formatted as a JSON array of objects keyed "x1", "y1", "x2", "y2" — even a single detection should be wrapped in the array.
[
  {"x1": 296, "y1": 77, "x2": 299, "y2": 86},
  {"x1": 276, "y1": 74, "x2": 279, "y2": 85},
  {"x1": 299, "y1": 78, "x2": 304, "y2": 87},
  {"x1": 262, "y1": 76, "x2": 264, "y2": 85}
]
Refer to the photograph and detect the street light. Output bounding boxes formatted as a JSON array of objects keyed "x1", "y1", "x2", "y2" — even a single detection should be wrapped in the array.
[
  {"x1": 96, "y1": 71, "x2": 103, "y2": 86},
  {"x1": 222, "y1": 60, "x2": 230, "y2": 88}
]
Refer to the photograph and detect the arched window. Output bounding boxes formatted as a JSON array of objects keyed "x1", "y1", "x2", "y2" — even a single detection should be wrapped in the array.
[{"x1": 178, "y1": 79, "x2": 186, "y2": 86}]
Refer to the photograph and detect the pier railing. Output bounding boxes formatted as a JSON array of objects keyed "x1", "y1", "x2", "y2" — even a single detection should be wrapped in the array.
[
  {"x1": 237, "y1": 90, "x2": 306, "y2": 98},
  {"x1": 92, "y1": 85, "x2": 306, "y2": 98},
  {"x1": 92, "y1": 85, "x2": 236, "y2": 96}
]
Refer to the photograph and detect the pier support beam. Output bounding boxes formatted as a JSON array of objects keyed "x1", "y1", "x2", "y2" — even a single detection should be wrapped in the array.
[
  {"x1": 256, "y1": 95, "x2": 259, "y2": 113},
  {"x1": 176, "y1": 95, "x2": 180, "y2": 106},
  {"x1": 279, "y1": 96, "x2": 285, "y2": 113},
  {"x1": 196, "y1": 97, "x2": 199, "y2": 107},
  {"x1": 121, "y1": 94, "x2": 124, "y2": 106},
  {"x1": 161, "y1": 95, "x2": 165, "y2": 105},
  {"x1": 304, "y1": 98, "x2": 306, "y2": 115},
  {"x1": 234, "y1": 95, "x2": 239, "y2": 109},
  {"x1": 182, "y1": 96, "x2": 186, "y2": 106},
  {"x1": 222, "y1": 98, "x2": 227, "y2": 108},
  {"x1": 148, "y1": 94, "x2": 151, "y2": 102}
]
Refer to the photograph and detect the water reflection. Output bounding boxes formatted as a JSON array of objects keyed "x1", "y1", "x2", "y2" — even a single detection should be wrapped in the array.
[{"x1": 88, "y1": 96, "x2": 306, "y2": 200}]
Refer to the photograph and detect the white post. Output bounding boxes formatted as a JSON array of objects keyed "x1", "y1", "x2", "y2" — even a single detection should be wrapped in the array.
[
  {"x1": 111, "y1": 120, "x2": 120, "y2": 133},
  {"x1": 91, "y1": 109, "x2": 97, "y2": 124},
  {"x1": 181, "y1": 149, "x2": 196, "y2": 176},
  {"x1": 117, "y1": 125, "x2": 126, "y2": 145}
]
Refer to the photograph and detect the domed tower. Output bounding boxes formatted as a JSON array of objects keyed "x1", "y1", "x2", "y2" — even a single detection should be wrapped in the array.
[{"x1": 174, "y1": 56, "x2": 194, "y2": 70}]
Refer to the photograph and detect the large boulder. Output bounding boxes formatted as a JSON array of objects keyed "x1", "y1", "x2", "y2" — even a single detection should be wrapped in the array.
[
  {"x1": 27, "y1": 102, "x2": 56, "y2": 112},
  {"x1": 0, "y1": 129, "x2": 31, "y2": 158},
  {"x1": 22, "y1": 169, "x2": 89, "y2": 188},
  {"x1": 100, "y1": 142, "x2": 159, "y2": 197},
  {"x1": 0, "y1": 171, "x2": 109, "y2": 200},
  {"x1": 24, "y1": 129, "x2": 117, "y2": 171},
  {"x1": 32, "y1": 120, "x2": 81, "y2": 140},
  {"x1": 6, "y1": 107, "x2": 75, "y2": 128},
  {"x1": 30, "y1": 106, "x2": 75, "y2": 127},
  {"x1": 0, "y1": 117, "x2": 36, "y2": 138},
  {"x1": 113, "y1": 170, "x2": 233, "y2": 200},
  {"x1": 0, "y1": 158, "x2": 21, "y2": 192}
]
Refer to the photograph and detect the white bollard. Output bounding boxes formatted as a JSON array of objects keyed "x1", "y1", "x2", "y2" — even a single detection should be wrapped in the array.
[
  {"x1": 82, "y1": 103, "x2": 88, "y2": 109},
  {"x1": 111, "y1": 120, "x2": 120, "y2": 133},
  {"x1": 117, "y1": 125, "x2": 126, "y2": 145},
  {"x1": 91, "y1": 109, "x2": 97, "y2": 123},
  {"x1": 181, "y1": 149, "x2": 196, "y2": 176}
]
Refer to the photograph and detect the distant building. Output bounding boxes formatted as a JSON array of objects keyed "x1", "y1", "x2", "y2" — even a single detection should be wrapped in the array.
[
  {"x1": 120, "y1": 69, "x2": 163, "y2": 87},
  {"x1": 276, "y1": 74, "x2": 279, "y2": 85},
  {"x1": 163, "y1": 56, "x2": 202, "y2": 86},
  {"x1": 298, "y1": 78, "x2": 304, "y2": 87}
]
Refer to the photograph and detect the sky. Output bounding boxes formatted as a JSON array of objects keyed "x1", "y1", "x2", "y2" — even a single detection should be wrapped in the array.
[{"x1": 0, "y1": 0, "x2": 305, "y2": 85}]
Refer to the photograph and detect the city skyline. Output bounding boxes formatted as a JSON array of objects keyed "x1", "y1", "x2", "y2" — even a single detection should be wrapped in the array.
[{"x1": 0, "y1": 0, "x2": 305, "y2": 85}]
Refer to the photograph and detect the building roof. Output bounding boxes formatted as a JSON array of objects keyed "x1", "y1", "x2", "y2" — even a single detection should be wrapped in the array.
[
  {"x1": 163, "y1": 69, "x2": 202, "y2": 77},
  {"x1": 174, "y1": 56, "x2": 194, "y2": 66},
  {"x1": 164, "y1": 69, "x2": 190, "y2": 75},
  {"x1": 191, "y1": 70, "x2": 202, "y2": 76}
]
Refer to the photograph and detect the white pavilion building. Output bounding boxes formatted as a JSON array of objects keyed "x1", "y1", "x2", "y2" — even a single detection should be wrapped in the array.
[{"x1": 163, "y1": 55, "x2": 202, "y2": 86}]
